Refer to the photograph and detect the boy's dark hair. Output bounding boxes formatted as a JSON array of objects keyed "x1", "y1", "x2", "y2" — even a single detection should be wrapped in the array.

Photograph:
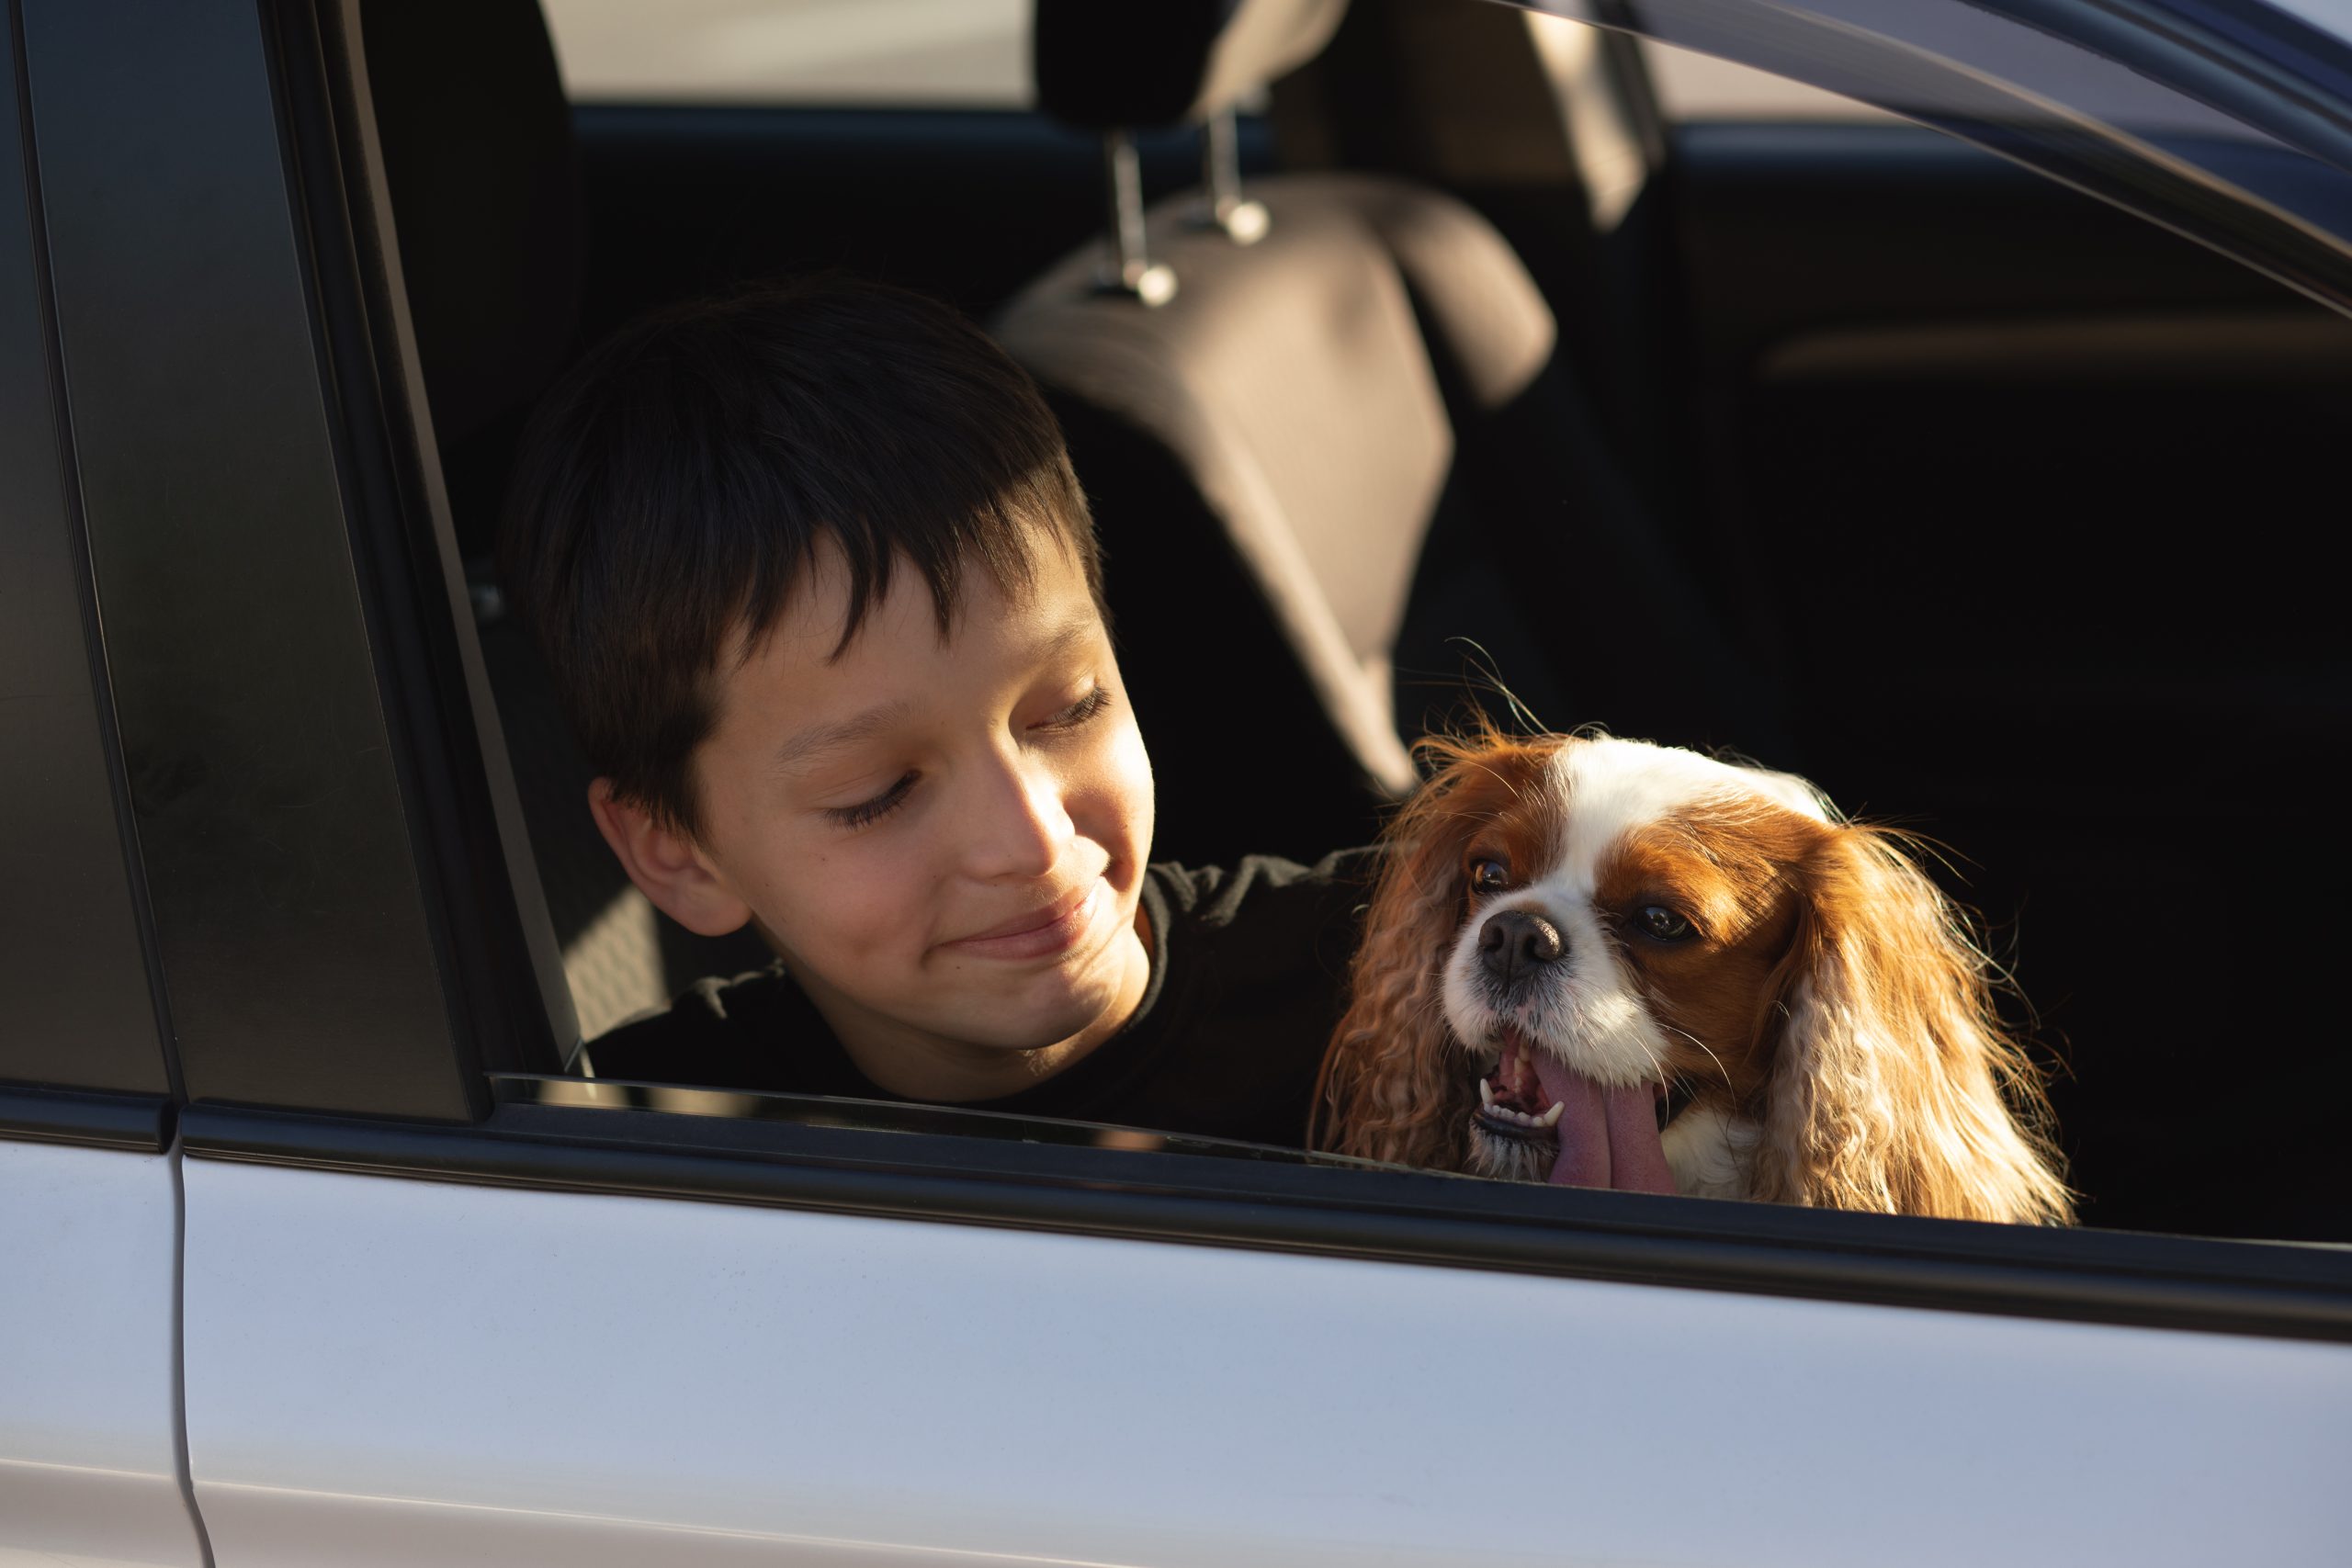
[{"x1": 499, "y1": 275, "x2": 1101, "y2": 839}]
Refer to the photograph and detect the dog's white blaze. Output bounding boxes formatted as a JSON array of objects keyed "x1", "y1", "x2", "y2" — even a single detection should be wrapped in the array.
[{"x1": 1442, "y1": 736, "x2": 1826, "y2": 1095}]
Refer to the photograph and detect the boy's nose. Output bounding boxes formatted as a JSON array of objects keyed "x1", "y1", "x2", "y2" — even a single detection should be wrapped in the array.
[{"x1": 965, "y1": 751, "x2": 1075, "y2": 881}]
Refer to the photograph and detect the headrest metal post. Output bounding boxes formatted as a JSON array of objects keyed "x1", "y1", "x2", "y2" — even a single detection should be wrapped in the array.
[
  {"x1": 1195, "y1": 109, "x2": 1270, "y2": 244},
  {"x1": 1095, "y1": 130, "x2": 1178, "y2": 306}
]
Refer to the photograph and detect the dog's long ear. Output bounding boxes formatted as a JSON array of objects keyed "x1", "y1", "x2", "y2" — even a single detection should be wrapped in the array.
[
  {"x1": 1311, "y1": 750, "x2": 1491, "y2": 1169},
  {"x1": 1752, "y1": 827, "x2": 2074, "y2": 1224}
]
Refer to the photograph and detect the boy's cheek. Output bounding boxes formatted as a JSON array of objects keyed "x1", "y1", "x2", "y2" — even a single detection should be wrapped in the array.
[
  {"x1": 723, "y1": 835, "x2": 885, "y2": 960},
  {"x1": 1099, "y1": 719, "x2": 1157, "y2": 843}
]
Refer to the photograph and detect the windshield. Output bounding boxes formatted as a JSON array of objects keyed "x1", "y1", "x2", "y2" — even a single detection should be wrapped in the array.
[{"x1": 1513, "y1": 0, "x2": 2352, "y2": 310}]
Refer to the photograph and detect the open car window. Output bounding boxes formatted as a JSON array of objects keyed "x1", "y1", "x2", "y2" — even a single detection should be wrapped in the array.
[
  {"x1": 438, "y1": 0, "x2": 2352, "y2": 1258},
  {"x1": 25, "y1": 0, "x2": 2328, "y2": 1366},
  {"x1": 435, "y1": 0, "x2": 2349, "y2": 1246}
]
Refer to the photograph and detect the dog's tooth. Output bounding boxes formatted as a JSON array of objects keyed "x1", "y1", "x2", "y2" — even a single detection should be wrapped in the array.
[
  {"x1": 1478, "y1": 1079, "x2": 1495, "y2": 1108},
  {"x1": 1539, "y1": 1101, "x2": 1565, "y2": 1128}
]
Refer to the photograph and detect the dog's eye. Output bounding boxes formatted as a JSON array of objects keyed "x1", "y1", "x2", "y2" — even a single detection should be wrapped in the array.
[
  {"x1": 1637, "y1": 905, "x2": 1694, "y2": 941},
  {"x1": 1470, "y1": 859, "x2": 1510, "y2": 895}
]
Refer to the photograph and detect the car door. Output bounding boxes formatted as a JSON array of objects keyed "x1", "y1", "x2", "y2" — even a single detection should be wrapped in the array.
[
  {"x1": 175, "y1": 1122, "x2": 2352, "y2": 1566},
  {"x1": 12, "y1": 0, "x2": 2352, "y2": 1564}
]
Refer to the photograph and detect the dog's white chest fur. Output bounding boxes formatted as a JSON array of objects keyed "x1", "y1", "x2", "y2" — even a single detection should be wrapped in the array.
[{"x1": 1662, "y1": 1104, "x2": 1760, "y2": 1201}]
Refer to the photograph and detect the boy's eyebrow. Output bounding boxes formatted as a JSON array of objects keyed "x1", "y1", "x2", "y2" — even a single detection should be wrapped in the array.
[
  {"x1": 1033, "y1": 616, "x2": 1100, "y2": 666},
  {"x1": 770, "y1": 617, "x2": 1102, "y2": 776},
  {"x1": 772, "y1": 698, "x2": 920, "y2": 776}
]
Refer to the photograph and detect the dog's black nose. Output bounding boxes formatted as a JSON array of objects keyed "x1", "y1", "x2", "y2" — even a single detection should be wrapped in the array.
[{"x1": 1478, "y1": 908, "x2": 1564, "y2": 984}]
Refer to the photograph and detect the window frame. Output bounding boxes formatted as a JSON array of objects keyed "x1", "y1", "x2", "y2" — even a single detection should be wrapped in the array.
[
  {"x1": 24, "y1": 0, "x2": 2346, "y2": 1346},
  {"x1": 15, "y1": 0, "x2": 576, "y2": 1127}
]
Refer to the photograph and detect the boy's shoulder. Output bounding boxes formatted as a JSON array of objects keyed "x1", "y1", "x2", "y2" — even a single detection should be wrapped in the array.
[
  {"x1": 1146, "y1": 843, "x2": 1382, "y2": 995},
  {"x1": 1151, "y1": 843, "x2": 1383, "y2": 928},
  {"x1": 583, "y1": 959, "x2": 852, "y2": 1095}
]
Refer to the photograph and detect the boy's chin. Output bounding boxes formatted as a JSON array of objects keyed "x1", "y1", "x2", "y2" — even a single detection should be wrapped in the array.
[
  {"x1": 973, "y1": 979, "x2": 1131, "y2": 1055},
  {"x1": 947, "y1": 926, "x2": 1148, "y2": 1053}
]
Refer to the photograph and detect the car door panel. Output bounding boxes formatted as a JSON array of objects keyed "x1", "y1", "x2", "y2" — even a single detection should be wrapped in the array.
[
  {"x1": 182, "y1": 1156, "x2": 2352, "y2": 1567},
  {"x1": 0, "y1": 1140, "x2": 209, "y2": 1568}
]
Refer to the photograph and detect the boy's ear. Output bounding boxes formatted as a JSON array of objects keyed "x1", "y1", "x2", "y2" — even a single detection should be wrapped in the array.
[{"x1": 586, "y1": 778, "x2": 753, "y2": 938}]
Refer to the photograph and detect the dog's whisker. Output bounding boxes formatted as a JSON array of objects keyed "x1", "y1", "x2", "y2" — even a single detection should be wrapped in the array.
[{"x1": 1660, "y1": 1022, "x2": 1734, "y2": 1095}]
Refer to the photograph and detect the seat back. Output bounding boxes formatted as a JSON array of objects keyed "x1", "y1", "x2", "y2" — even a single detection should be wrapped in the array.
[
  {"x1": 1003, "y1": 0, "x2": 1780, "y2": 863},
  {"x1": 997, "y1": 170, "x2": 1559, "y2": 859}
]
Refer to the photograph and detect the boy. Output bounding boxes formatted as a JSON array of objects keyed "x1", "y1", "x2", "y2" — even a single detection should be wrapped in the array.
[{"x1": 500, "y1": 276, "x2": 1373, "y2": 1148}]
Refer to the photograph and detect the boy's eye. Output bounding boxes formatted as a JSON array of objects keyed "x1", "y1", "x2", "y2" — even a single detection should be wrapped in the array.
[
  {"x1": 825, "y1": 772, "x2": 917, "y2": 829},
  {"x1": 1043, "y1": 685, "x2": 1113, "y2": 730}
]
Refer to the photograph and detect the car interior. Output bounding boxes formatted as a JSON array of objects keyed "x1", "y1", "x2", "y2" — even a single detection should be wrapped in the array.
[{"x1": 358, "y1": 0, "x2": 2351, "y2": 1243}]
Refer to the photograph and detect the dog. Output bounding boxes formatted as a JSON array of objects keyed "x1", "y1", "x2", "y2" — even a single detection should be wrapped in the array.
[{"x1": 1313, "y1": 731, "x2": 2072, "y2": 1224}]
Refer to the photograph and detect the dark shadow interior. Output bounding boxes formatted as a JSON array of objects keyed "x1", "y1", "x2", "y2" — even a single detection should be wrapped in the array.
[
  {"x1": 366, "y1": 0, "x2": 2351, "y2": 1241},
  {"x1": 1667, "y1": 123, "x2": 2352, "y2": 1239}
]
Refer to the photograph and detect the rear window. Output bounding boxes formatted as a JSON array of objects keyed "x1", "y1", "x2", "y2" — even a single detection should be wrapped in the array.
[{"x1": 540, "y1": 0, "x2": 1031, "y2": 107}]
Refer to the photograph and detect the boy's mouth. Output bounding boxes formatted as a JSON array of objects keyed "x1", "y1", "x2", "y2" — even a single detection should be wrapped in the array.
[{"x1": 941, "y1": 879, "x2": 1106, "y2": 961}]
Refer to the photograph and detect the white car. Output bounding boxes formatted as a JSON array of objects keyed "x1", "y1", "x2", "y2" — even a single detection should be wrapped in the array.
[{"x1": 6, "y1": 0, "x2": 2348, "y2": 1563}]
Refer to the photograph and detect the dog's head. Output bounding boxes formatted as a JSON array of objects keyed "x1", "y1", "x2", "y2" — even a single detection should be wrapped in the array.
[{"x1": 1315, "y1": 732, "x2": 2072, "y2": 1224}]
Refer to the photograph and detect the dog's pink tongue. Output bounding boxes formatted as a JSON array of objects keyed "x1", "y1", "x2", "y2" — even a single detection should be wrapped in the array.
[{"x1": 1531, "y1": 1049, "x2": 1677, "y2": 1195}]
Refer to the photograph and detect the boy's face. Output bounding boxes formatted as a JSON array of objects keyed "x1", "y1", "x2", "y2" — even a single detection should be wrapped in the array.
[{"x1": 599, "y1": 532, "x2": 1155, "y2": 1086}]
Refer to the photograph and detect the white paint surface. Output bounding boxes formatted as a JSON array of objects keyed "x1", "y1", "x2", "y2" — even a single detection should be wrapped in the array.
[
  {"x1": 0, "y1": 1139, "x2": 208, "y2": 1567},
  {"x1": 184, "y1": 1156, "x2": 2352, "y2": 1567}
]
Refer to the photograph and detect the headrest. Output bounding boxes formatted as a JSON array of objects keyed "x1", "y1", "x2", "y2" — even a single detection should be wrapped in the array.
[
  {"x1": 360, "y1": 0, "x2": 582, "y2": 446},
  {"x1": 1035, "y1": 0, "x2": 1350, "y2": 129}
]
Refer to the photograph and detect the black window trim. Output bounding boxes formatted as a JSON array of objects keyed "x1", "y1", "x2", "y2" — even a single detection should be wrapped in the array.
[
  {"x1": 0, "y1": 0, "x2": 180, "y2": 1131},
  {"x1": 11, "y1": 0, "x2": 585, "y2": 1133},
  {"x1": 260, "y1": 0, "x2": 581, "y2": 1086},
  {"x1": 1, "y1": 1085, "x2": 175, "y2": 1153},
  {"x1": 20, "y1": 0, "x2": 494, "y2": 1122}
]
